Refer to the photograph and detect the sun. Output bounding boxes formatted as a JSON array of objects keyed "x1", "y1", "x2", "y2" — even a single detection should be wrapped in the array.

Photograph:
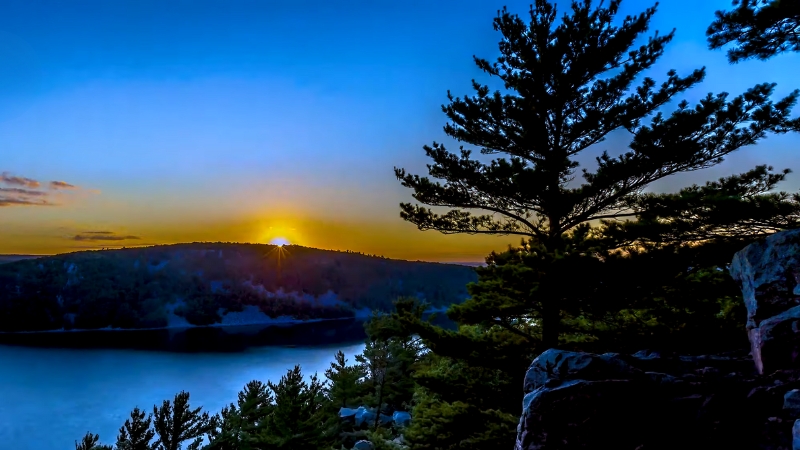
[{"x1": 270, "y1": 237, "x2": 291, "y2": 247}]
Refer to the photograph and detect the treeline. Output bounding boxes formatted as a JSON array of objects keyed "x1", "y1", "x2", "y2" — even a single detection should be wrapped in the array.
[
  {"x1": 0, "y1": 243, "x2": 476, "y2": 332},
  {"x1": 76, "y1": 309, "x2": 422, "y2": 450}
]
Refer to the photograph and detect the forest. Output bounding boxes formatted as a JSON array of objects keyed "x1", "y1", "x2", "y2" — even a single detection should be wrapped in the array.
[
  {"x1": 0, "y1": 243, "x2": 476, "y2": 332},
  {"x1": 75, "y1": 1, "x2": 800, "y2": 449}
]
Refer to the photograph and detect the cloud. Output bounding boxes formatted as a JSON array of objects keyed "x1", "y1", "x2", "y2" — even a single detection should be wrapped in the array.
[
  {"x1": 0, "y1": 172, "x2": 85, "y2": 207},
  {"x1": 67, "y1": 242, "x2": 157, "y2": 250},
  {"x1": 0, "y1": 172, "x2": 40, "y2": 188},
  {"x1": 72, "y1": 231, "x2": 142, "y2": 241},
  {"x1": 0, "y1": 197, "x2": 53, "y2": 207},
  {"x1": 0, "y1": 187, "x2": 48, "y2": 196},
  {"x1": 49, "y1": 181, "x2": 77, "y2": 190}
]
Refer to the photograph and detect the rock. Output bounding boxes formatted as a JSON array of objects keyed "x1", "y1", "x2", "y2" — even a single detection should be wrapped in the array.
[
  {"x1": 786, "y1": 389, "x2": 800, "y2": 416},
  {"x1": 393, "y1": 411, "x2": 412, "y2": 427},
  {"x1": 339, "y1": 407, "x2": 358, "y2": 419},
  {"x1": 522, "y1": 349, "x2": 641, "y2": 393},
  {"x1": 392, "y1": 435, "x2": 409, "y2": 449},
  {"x1": 730, "y1": 228, "x2": 800, "y2": 374},
  {"x1": 515, "y1": 349, "x2": 794, "y2": 450},
  {"x1": 353, "y1": 440, "x2": 374, "y2": 450},
  {"x1": 515, "y1": 350, "x2": 689, "y2": 450},
  {"x1": 346, "y1": 406, "x2": 392, "y2": 428},
  {"x1": 342, "y1": 406, "x2": 373, "y2": 427},
  {"x1": 794, "y1": 419, "x2": 800, "y2": 450}
]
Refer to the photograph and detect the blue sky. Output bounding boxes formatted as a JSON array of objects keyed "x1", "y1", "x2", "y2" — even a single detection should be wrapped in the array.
[{"x1": 0, "y1": 0, "x2": 798, "y2": 260}]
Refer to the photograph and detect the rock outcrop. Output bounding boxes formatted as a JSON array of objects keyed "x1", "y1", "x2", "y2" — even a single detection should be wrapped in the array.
[
  {"x1": 514, "y1": 349, "x2": 800, "y2": 449},
  {"x1": 730, "y1": 228, "x2": 800, "y2": 375},
  {"x1": 515, "y1": 228, "x2": 800, "y2": 449}
]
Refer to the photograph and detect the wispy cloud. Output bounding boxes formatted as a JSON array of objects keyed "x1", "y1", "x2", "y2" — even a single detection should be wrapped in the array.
[
  {"x1": 67, "y1": 242, "x2": 157, "y2": 250},
  {"x1": 72, "y1": 231, "x2": 142, "y2": 241},
  {"x1": 0, "y1": 187, "x2": 48, "y2": 197},
  {"x1": 49, "y1": 181, "x2": 77, "y2": 190},
  {"x1": 0, "y1": 172, "x2": 87, "y2": 207},
  {"x1": 0, "y1": 172, "x2": 40, "y2": 188},
  {"x1": 0, "y1": 197, "x2": 53, "y2": 207}
]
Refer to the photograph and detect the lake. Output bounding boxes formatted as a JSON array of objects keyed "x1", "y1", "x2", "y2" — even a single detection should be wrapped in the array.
[{"x1": 0, "y1": 322, "x2": 368, "y2": 450}]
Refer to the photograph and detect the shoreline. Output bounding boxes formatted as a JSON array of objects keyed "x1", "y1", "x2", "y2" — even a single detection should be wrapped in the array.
[
  {"x1": 0, "y1": 306, "x2": 449, "y2": 335},
  {"x1": 0, "y1": 315, "x2": 359, "y2": 335}
]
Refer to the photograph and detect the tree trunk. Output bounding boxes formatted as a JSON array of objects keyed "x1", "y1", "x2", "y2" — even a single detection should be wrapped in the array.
[
  {"x1": 373, "y1": 375, "x2": 385, "y2": 431},
  {"x1": 541, "y1": 298, "x2": 560, "y2": 349},
  {"x1": 542, "y1": 220, "x2": 564, "y2": 350}
]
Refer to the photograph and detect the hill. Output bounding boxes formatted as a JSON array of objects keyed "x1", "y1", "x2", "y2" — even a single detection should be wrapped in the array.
[
  {"x1": 0, "y1": 255, "x2": 44, "y2": 264},
  {"x1": 0, "y1": 242, "x2": 477, "y2": 332}
]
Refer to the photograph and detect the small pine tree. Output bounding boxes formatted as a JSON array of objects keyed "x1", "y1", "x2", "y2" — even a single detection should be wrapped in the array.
[
  {"x1": 321, "y1": 351, "x2": 369, "y2": 448},
  {"x1": 152, "y1": 391, "x2": 214, "y2": 450},
  {"x1": 258, "y1": 365, "x2": 326, "y2": 449},
  {"x1": 325, "y1": 351, "x2": 367, "y2": 409},
  {"x1": 75, "y1": 432, "x2": 113, "y2": 450},
  {"x1": 116, "y1": 407, "x2": 156, "y2": 450},
  {"x1": 207, "y1": 380, "x2": 273, "y2": 450}
]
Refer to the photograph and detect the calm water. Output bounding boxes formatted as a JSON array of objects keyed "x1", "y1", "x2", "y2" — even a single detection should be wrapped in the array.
[{"x1": 0, "y1": 331, "x2": 366, "y2": 450}]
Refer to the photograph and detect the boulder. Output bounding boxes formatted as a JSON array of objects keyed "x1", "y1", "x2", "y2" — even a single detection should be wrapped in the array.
[
  {"x1": 730, "y1": 228, "x2": 800, "y2": 374},
  {"x1": 515, "y1": 350, "x2": 685, "y2": 450},
  {"x1": 522, "y1": 349, "x2": 642, "y2": 393},
  {"x1": 354, "y1": 407, "x2": 375, "y2": 428},
  {"x1": 794, "y1": 419, "x2": 800, "y2": 450},
  {"x1": 392, "y1": 411, "x2": 412, "y2": 427},
  {"x1": 515, "y1": 349, "x2": 797, "y2": 449},
  {"x1": 339, "y1": 406, "x2": 393, "y2": 428},
  {"x1": 339, "y1": 407, "x2": 358, "y2": 419},
  {"x1": 353, "y1": 441, "x2": 374, "y2": 450},
  {"x1": 786, "y1": 389, "x2": 800, "y2": 416}
]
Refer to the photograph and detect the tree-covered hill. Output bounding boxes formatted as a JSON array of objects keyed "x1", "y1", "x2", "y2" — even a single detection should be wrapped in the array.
[
  {"x1": 0, "y1": 242, "x2": 477, "y2": 332},
  {"x1": 0, "y1": 255, "x2": 41, "y2": 264}
]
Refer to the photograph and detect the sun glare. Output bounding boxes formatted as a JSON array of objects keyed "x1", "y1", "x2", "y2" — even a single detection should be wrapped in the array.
[{"x1": 270, "y1": 237, "x2": 290, "y2": 247}]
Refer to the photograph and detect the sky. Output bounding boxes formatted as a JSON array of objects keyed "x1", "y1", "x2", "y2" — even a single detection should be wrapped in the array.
[{"x1": 0, "y1": 0, "x2": 798, "y2": 262}]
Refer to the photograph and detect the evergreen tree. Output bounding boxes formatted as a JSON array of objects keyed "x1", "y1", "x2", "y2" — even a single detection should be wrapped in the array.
[
  {"x1": 394, "y1": 0, "x2": 799, "y2": 348},
  {"x1": 325, "y1": 351, "x2": 367, "y2": 409},
  {"x1": 206, "y1": 380, "x2": 273, "y2": 450},
  {"x1": 356, "y1": 338, "x2": 390, "y2": 431},
  {"x1": 708, "y1": 0, "x2": 800, "y2": 63},
  {"x1": 205, "y1": 405, "x2": 242, "y2": 450},
  {"x1": 321, "y1": 351, "x2": 369, "y2": 449},
  {"x1": 259, "y1": 365, "x2": 325, "y2": 449},
  {"x1": 360, "y1": 310, "x2": 422, "y2": 415},
  {"x1": 75, "y1": 432, "x2": 113, "y2": 450},
  {"x1": 152, "y1": 391, "x2": 214, "y2": 450},
  {"x1": 391, "y1": 1, "x2": 800, "y2": 448},
  {"x1": 116, "y1": 407, "x2": 156, "y2": 450}
]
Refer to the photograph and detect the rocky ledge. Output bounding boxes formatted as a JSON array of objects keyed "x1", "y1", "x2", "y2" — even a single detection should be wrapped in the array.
[
  {"x1": 515, "y1": 348, "x2": 800, "y2": 449},
  {"x1": 515, "y1": 228, "x2": 800, "y2": 450}
]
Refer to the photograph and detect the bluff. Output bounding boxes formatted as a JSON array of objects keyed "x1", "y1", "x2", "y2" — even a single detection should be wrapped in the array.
[
  {"x1": 514, "y1": 229, "x2": 800, "y2": 450},
  {"x1": 0, "y1": 242, "x2": 477, "y2": 332}
]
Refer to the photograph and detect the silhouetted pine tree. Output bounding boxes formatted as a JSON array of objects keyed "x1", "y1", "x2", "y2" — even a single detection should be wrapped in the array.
[
  {"x1": 206, "y1": 380, "x2": 273, "y2": 450},
  {"x1": 321, "y1": 351, "x2": 369, "y2": 448},
  {"x1": 708, "y1": 0, "x2": 800, "y2": 62},
  {"x1": 325, "y1": 351, "x2": 367, "y2": 409},
  {"x1": 395, "y1": 0, "x2": 799, "y2": 349},
  {"x1": 258, "y1": 365, "x2": 325, "y2": 449},
  {"x1": 391, "y1": 0, "x2": 800, "y2": 448},
  {"x1": 75, "y1": 432, "x2": 113, "y2": 450},
  {"x1": 116, "y1": 407, "x2": 156, "y2": 450},
  {"x1": 152, "y1": 391, "x2": 214, "y2": 450}
]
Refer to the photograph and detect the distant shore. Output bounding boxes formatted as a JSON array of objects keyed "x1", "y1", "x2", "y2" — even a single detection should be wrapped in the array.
[{"x1": 0, "y1": 305, "x2": 450, "y2": 335}]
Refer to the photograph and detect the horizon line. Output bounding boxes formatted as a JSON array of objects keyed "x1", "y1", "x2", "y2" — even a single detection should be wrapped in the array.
[{"x1": 0, "y1": 241, "x2": 487, "y2": 265}]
